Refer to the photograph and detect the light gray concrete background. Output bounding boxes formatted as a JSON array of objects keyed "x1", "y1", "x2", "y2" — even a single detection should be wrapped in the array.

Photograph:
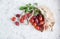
[{"x1": 0, "y1": 0, "x2": 60, "y2": 39}]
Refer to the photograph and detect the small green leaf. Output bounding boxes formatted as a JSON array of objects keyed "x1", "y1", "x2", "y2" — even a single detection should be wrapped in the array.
[
  {"x1": 34, "y1": 12, "x2": 39, "y2": 16},
  {"x1": 28, "y1": 3, "x2": 31, "y2": 6},
  {"x1": 34, "y1": 3, "x2": 38, "y2": 6},
  {"x1": 28, "y1": 10, "x2": 33, "y2": 13},
  {"x1": 19, "y1": 6, "x2": 27, "y2": 10},
  {"x1": 24, "y1": 8, "x2": 29, "y2": 13},
  {"x1": 26, "y1": 3, "x2": 31, "y2": 7}
]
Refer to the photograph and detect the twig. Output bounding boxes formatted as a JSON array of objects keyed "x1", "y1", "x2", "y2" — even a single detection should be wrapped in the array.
[{"x1": 27, "y1": 11, "x2": 34, "y2": 24}]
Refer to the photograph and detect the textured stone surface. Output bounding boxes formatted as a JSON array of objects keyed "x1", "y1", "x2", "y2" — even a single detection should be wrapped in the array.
[{"x1": 0, "y1": 0, "x2": 59, "y2": 39}]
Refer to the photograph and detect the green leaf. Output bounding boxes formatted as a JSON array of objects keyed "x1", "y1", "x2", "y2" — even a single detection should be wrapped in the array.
[
  {"x1": 26, "y1": 3, "x2": 31, "y2": 7},
  {"x1": 34, "y1": 3, "x2": 38, "y2": 6},
  {"x1": 19, "y1": 6, "x2": 27, "y2": 10},
  {"x1": 24, "y1": 8, "x2": 29, "y2": 13},
  {"x1": 34, "y1": 12, "x2": 39, "y2": 16},
  {"x1": 28, "y1": 10, "x2": 33, "y2": 13}
]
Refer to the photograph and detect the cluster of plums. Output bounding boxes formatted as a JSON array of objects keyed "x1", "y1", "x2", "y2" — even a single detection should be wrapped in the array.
[
  {"x1": 11, "y1": 13, "x2": 31, "y2": 25},
  {"x1": 30, "y1": 14, "x2": 45, "y2": 31},
  {"x1": 11, "y1": 13, "x2": 45, "y2": 32}
]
